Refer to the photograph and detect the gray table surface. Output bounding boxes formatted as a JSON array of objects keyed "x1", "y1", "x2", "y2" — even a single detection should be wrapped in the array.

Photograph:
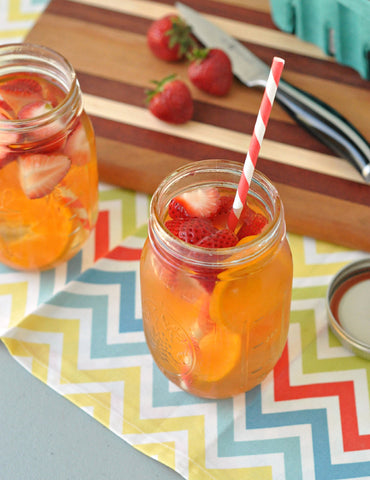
[{"x1": 0, "y1": 341, "x2": 182, "y2": 480}]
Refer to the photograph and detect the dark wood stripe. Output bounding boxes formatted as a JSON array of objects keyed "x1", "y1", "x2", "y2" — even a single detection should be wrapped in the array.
[
  {"x1": 46, "y1": 0, "x2": 150, "y2": 35},
  {"x1": 153, "y1": 0, "x2": 276, "y2": 28},
  {"x1": 239, "y1": 42, "x2": 368, "y2": 89},
  {"x1": 90, "y1": 115, "x2": 369, "y2": 206},
  {"x1": 77, "y1": 71, "x2": 332, "y2": 155},
  {"x1": 48, "y1": 0, "x2": 275, "y2": 31},
  {"x1": 47, "y1": 0, "x2": 369, "y2": 89}
]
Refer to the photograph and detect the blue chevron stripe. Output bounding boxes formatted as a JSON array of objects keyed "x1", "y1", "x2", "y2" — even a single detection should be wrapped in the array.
[
  {"x1": 0, "y1": 263, "x2": 13, "y2": 274},
  {"x1": 48, "y1": 268, "x2": 147, "y2": 358},
  {"x1": 151, "y1": 367, "x2": 303, "y2": 477},
  {"x1": 152, "y1": 365, "x2": 211, "y2": 406},
  {"x1": 219, "y1": 389, "x2": 303, "y2": 480},
  {"x1": 66, "y1": 251, "x2": 83, "y2": 284},
  {"x1": 39, "y1": 269, "x2": 56, "y2": 304},
  {"x1": 78, "y1": 268, "x2": 142, "y2": 334},
  {"x1": 245, "y1": 387, "x2": 370, "y2": 479},
  {"x1": 152, "y1": 366, "x2": 370, "y2": 479}
]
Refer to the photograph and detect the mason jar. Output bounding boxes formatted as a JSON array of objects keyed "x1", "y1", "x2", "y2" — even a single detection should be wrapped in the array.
[
  {"x1": 0, "y1": 43, "x2": 98, "y2": 270},
  {"x1": 140, "y1": 159, "x2": 293, "y2": 399}
]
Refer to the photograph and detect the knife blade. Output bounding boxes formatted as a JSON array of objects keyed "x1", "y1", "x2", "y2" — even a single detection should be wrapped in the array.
[{"x1": 176, "y1": 2, "x2": 370, "y2": 183}]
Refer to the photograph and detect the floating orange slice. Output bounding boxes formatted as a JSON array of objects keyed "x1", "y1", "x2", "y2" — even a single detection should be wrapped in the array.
[{"x1": 190, "y1": 325, "x2": 241, "y2": 383}]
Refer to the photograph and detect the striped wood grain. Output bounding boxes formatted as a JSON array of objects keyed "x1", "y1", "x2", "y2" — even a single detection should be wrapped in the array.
[{"x1": 26, "y1": 0, "x2": 370, "y2": 251}]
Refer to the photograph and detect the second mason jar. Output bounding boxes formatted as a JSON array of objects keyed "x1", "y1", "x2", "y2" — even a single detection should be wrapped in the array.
[
  {"x1": 140, "y1": 159, "x2": 293, "y2": 399},
  {"x1": 0, "y1": 43, "x2": 98, "y2": 270}
]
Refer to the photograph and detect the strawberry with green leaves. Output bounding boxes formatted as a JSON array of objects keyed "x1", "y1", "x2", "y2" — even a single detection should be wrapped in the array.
[
  {"x1": 188, "y1": 48, "x2": 233, "y2": 96},
  {"x1": 147, "y1": 15, "x2": 195, "y2": 62},
  {"x1": 146, "y1": 74, "x2": 193, "y2": 124}
]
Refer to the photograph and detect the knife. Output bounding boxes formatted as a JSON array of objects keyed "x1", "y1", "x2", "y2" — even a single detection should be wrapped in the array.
[{"x1": 176, "y1": 3, "x2": 370, "y2": 183}]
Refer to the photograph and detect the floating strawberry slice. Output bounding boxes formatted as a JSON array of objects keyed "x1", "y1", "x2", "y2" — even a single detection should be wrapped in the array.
[
  {"x1": 0, "y1": 78, "x2": 43, "y2": 113},
  {"x1": 169, "y1": 187, "x2": 220, "y2": 219},
  {"x1": 0, "y1": 109, "x2": 19, "y2": 163},
  {"x1": 18, "y1": 99, "x2": 53, "y2": 120},
  {"x1": 177, "y1": 218, "x2": 217, "y2": 245},
  {"x1": 216, "y1": 195, "x2": 233, "y2": 215},
  {"x1": 237, "y1": 212, "x2": 267, "y2": 240},
  {"x1": 237, "y1": 206, "x2": 268, "y2": 240},
  {"x1": 197, "y1": 229, "x2": 238, "y2": 248},
  {"x1": 18, "y1": 100, "x2": 64, "y2": 148},
  {"x1": 18, "y1": 153, "x2": 71, "y2": 199},
  {"x1": 0, "y1": 99, "x2": 15, "y2": 119},
  {"x1": 165, "y1": 218, "x2": 184, "y2": 237},
  {"x1": 64, "y1": 122, "x2": 90, "y2": 166}
]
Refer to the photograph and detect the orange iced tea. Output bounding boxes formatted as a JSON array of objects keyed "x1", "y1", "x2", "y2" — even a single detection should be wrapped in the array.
[
  {"x1": 0, "y1": 44, "x2": 98, "y2": 270},
  {"x1": 140, "y1": 160, "x2": 293, "y2": 399}
]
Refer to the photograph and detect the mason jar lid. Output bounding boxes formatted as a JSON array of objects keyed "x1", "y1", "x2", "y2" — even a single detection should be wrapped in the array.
[{"x1": 326, "y1": 258, "x2": 370, "y2": 360}]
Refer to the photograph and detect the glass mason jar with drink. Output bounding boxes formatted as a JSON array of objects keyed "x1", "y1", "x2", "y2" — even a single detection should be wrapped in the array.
[
  {"x1": 0, "y1": 43, "x2": 98, "y2": 270},
  {"x1": 140, "y1": 159, "x2": 293, "y2": 399}
]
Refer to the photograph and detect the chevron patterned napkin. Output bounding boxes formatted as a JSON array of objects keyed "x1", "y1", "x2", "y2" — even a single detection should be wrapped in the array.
[
  {"x1": 1, "y1": 2, "x2": 370, "y2": 479},
  {"x1": 1, "y1": 181, "x2": 369, "y2": 480}
]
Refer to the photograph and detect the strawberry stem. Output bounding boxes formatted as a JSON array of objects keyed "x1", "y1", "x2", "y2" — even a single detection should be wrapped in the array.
[
  {"x1": 165, "y1": 17, "x2": 198, "y2": 57},
  {"x1": 145, "y1": 74, "x2": 177, "y2": 103},
  {"x1": 187, "y1": 47, "x2": 210, "y2": 62}
]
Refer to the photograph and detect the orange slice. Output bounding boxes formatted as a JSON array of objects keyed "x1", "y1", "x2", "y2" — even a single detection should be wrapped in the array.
[
  {"x1": 190, "y1": 325, "x2": 241, "y2": 383},
  {"x1": 0, "y1": 189, "x2": 74, "y2": 270}
]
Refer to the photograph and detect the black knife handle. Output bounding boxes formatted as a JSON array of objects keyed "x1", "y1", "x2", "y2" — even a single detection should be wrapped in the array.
[{"x1": 275, "y1": 79, "x2": 370, "y2": 183}]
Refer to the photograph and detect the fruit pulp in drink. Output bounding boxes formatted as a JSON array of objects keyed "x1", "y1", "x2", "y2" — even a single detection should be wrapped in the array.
[
  {"x1": 140, "y1": 184, "x2": 293, "y2": 399},
  {"x1": 0, "y1": 72, "x2": 98, "y2": 270}
]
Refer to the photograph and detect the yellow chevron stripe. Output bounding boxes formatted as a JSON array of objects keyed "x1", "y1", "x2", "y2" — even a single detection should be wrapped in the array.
[
  {"x1": 9, "y1": 311, "x2": 272, "y2": 479},
  {"x1": 8, "y1": 1, "x2": 40, "y2": 22},
  {"x1": 0, "y1": 282, "x2": 29, "y2": 328},
  {"x1": 4, "y1": 338, "x2": 49, "y2": 382},
  {"x1": 289, "y1": 234, "x2": 353, "y2": 277},
  {"x1": 65, "y1": 392, "x2": 112, "y2": 425}
]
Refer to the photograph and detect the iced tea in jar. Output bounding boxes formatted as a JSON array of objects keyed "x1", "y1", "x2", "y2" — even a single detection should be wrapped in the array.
[
  {"x1": 140, "y1": 159, "x2": 293, "y2": 399},
  {"x1": 0, "y1": 43, "x2": 98, "y2": 270}
]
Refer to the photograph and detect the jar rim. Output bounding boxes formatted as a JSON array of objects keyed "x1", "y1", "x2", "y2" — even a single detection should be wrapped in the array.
[
  {"x1": 150, "y1": 159, "x2": 286, "y2": 268},
  {"x1": 0, "y1": 43, "x2": 80, "y2": 132}
]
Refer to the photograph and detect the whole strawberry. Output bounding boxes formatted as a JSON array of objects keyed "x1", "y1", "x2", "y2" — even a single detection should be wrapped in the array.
[
  {"x1": 146, "y1": 74, "x2": 193, "y2": 124},
  {"x1": 188, "y1": 48, "x2": 233, "y2": 96},
  {"x1": 147, "y1": 15, "x2": 195, "y2": 62}
]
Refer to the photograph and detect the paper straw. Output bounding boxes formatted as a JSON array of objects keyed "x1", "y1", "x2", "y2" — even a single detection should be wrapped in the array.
[{"x1": 228, "y1": 56, "x2": 285, "y2": 231}]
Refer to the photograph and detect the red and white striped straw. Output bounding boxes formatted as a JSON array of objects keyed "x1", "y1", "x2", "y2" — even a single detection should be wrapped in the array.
[{"x1": 228, "y1": 56, "x2": 285, "y2": 231}]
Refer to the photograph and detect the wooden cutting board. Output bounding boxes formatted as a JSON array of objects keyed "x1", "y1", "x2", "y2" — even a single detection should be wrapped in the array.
[{"x1": 26, "y1": 0, "x2": 370, "y2": 251}]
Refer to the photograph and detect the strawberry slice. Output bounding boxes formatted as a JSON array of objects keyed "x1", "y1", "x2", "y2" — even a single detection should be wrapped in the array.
[
  {"x1": 165, "y1": 218, "x2": 184, "y2": 237},
  {"x1": 216, "y1": 195, "x2": 233, "y2": 215},
  {"x1": 0, "y1": 110, "x2": 19, "y2": 163},
  {"x1": 169, "y1": 187, "x2": 221, "y2": 219},
  {"x1": 237, "y1": 206, "x2": 268, "y2": 240},
  {"x1": 0, "y1": 99, "x2": 15, "y2": 119},
  {"x1": 64, "y1": 122, "x2": 90, "y2": 166},
  {"x1": 18, "y1": 100, "x2": 64, "y2": 149},
  {"x1": 197, "y1": 229, "x2": 238, "y2": 248},
  {"x1": 178, "y1": 218, "x2": 217, "y2": 245},
  {"x1": 0, "y1": 78, "x2": 43, "y2": 113},
  {"x1": 18, "y1": 153, "x2": 71, "y2": 199},
  {"x1": 18, "y1": 99, "x2": 53, "y2": 120}
]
